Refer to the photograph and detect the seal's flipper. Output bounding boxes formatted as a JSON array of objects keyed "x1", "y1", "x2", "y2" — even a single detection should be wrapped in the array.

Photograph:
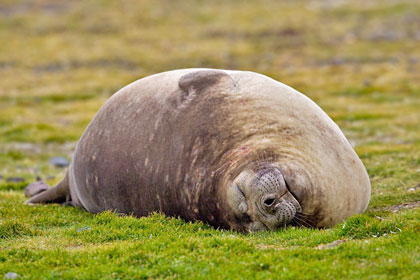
[
  {"x1": 178, "y1": 69, "x2": 237, "y2": 94},
  {"x1": 174, "y1": 70, "x2": 238, "y2": 108},
  {"x1": 24, "y1": 170, "x2": 71, "y2": 205},
  {"x1": 24, "y1": 181, "x2": 49, "y2": 197}
]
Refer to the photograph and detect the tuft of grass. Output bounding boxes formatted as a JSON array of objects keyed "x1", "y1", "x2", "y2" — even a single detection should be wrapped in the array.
[
  {"x1": 0, "y1": 220, "x2": 39, "y2": 239},
  {"x1": 0, "y1": 181, "x2": 28, "y2": 191}
]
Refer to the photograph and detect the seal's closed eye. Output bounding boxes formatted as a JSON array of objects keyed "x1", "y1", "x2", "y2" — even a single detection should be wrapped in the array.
[{"x1": 236, "y1": 183, "x2": 246, "y2": 198}]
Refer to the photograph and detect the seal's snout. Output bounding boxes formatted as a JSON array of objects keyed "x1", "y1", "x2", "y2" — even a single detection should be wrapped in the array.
[
  {"x1": 253, "y1": 167, "x2": 304, "y2": 230},
  {"x1": 273, "y1": 198, "x2": 299, "y2": 225},
  {"x1": 227, "y1": 165, "x2": 303, "y2": 231}
]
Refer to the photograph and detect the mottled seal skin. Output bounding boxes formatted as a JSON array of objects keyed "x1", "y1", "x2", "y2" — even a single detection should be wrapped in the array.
[{"x1": 25, "y1": 68, "x2": 371, "y2": 232}]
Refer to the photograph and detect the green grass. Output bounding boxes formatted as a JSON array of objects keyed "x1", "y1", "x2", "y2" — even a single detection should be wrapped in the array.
[{"x1": 0, "y1": 0, "x2": 419, "y2": 279}]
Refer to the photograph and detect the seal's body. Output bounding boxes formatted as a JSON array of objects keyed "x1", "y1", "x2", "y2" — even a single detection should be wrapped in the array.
[{"x1": 26, "y1": 69, "x2": 371, "y2": 232}]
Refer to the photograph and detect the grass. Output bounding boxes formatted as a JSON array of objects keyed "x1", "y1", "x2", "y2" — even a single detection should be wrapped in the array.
[{"x1": 0, "y1": 0, "x2": 419, "y2": 279}]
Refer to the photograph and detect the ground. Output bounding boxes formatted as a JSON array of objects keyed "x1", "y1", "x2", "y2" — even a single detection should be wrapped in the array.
[{"x1": 0, "y1": 0, "x2": 419, "y2": 279}]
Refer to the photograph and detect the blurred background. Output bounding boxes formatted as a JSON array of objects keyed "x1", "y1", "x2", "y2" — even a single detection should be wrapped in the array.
[{"x1": 0, "y1": 0, "x2": 419, "y2": 206}]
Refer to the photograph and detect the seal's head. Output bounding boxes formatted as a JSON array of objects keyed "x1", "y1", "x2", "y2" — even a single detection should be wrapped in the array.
[{"x1": 227, "y1": 163, "x2": 302, "y2": 232}]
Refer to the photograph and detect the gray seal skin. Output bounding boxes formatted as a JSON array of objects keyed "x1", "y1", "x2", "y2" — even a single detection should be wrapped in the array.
[{"x1": 25, "y1": 68, "x2": 371, "y2": 232}]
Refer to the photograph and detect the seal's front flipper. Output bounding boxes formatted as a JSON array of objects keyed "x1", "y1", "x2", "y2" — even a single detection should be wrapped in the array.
[{"x1": 24, "y1": 170, "x2": 71, "y2": 206}]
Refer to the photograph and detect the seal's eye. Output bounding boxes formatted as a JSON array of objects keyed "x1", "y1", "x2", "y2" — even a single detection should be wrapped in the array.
[{"x1": 263, "y1": 198, "x2": 275, "y2": 207}]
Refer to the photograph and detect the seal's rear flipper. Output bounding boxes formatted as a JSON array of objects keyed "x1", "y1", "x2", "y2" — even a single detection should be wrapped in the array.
[
  {"x1": 24, "y1": 170, "x2": 71, "y2": 205},
  {"x1": 24, "y1": 181, "x2": 49, "y2": 197}
]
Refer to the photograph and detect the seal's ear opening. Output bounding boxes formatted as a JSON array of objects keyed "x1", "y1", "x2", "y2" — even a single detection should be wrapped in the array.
[{"x1": 178, "y1": 70, "x2": 237, "y2": 96}]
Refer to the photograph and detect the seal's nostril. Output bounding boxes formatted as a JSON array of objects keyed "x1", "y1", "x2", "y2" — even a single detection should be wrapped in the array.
[{"x1": 264, "y1": 198, "x2": 275, "y2": 207}]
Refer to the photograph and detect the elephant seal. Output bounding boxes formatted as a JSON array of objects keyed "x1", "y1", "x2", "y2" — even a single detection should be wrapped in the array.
[{"x1": 25, "y1": 69, "x2": 371, "y2": 232}]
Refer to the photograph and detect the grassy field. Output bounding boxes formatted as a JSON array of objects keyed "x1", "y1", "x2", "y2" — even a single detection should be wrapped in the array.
[{"x1": 1, "y1": 0, "x2": 419, "y2": 279}]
